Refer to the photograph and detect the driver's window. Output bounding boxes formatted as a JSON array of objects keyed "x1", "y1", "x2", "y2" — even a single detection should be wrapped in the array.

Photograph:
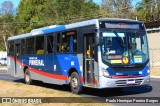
[
  {"x1": 141, "y1": 36, "x2": 147, "y2": 54},
  {"x1": 101, "y1": 37, "x2": 112, "y2": 55},
  {"x1": 136, "y1": 37, "x2": 141, "y2": 51}
]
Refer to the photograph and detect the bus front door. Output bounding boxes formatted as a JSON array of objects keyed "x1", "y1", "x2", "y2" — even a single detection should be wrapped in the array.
[
  {"x1": 14, "y1": 44, "x2": 21, "y2": 77},
  {"x1": 83, "y1": 34, "x2": 95, "y2": 86}
]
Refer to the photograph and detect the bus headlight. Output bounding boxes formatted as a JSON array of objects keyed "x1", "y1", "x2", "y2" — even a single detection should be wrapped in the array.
[
  {"x1": 101, "y1": 68, "x2": 110, "y2": 78},
  {"x1": 147, "y1": 69, "x2": 150, "y2": 75}
]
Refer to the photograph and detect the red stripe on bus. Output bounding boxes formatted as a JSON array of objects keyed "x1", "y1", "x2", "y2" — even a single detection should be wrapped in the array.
[
  {"x1": 9, "y1": 56, "x2": 67, "y2": 80},
  {"x1": 9, "y1": 56, "x2": 85, "y2": 82},
  {"x1": 80, "y1": 77, "x2": 84, "y2": 82},
  {"x1": 28, "y1": 66, "x2": 67, "y2": 80},
  {"x1": 89, "y1": 78, "x2": 98, "y2": 85}
]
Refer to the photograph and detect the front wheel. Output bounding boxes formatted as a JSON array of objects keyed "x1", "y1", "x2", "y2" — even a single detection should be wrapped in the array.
[
  {"x1": 70, "y1": 72, "x2": 82, "y2": 94},
  {"x1": 24, "y1": 69, "x2": 32, "y2": 85}
]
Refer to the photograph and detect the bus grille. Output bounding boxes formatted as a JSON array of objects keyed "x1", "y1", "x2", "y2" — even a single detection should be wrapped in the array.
[
  {"x1": 115, "y1": 79, "x2": 143, "y2": 87},
  {"x1": 111, "y1": 66, "x2": 144, "y2": 71}
]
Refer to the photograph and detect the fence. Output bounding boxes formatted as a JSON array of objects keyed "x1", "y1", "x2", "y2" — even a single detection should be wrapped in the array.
[{"x1": 149, "y1": 48, "x2": 160, "y2": 66}]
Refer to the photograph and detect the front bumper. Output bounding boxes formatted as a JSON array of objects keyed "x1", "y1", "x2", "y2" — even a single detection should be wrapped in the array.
[{"x1": 98, "y1": 75, "x2": 150, "y2": 88}]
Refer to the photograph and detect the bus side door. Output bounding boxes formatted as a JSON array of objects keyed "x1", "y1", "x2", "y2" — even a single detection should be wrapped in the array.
[
  {"x1": 14, "y1": 42, "x2": 21, "y2": 77},
  {"x1": 83, "y1": 34, "x2": 95, "y2": 85}
]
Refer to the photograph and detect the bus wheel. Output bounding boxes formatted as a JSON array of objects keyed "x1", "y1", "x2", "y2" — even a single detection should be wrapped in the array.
[
  {"x1": 70, "y1": 72, "x2": 82, "y2": 94},
  {"x1": 24, "y1": 69, "x2": 32, "y2": 85}
]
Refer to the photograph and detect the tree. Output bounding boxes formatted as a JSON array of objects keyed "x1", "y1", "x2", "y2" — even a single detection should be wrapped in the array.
[
  {"x1": 16, "y1": 0, "x2": 100, "y2": 33},
  {"x1": 102, "y1": 0, "x2": 133, "y2": 18},
  {"x1": 0, "y1": 0, "x2": 15, "y2": 51},
  {"x1": 135, "y1": 0, "x2": 160, "y2": 21},
  {"x1": 16, "y1": 0, "x2": 47, "y2": 33}
]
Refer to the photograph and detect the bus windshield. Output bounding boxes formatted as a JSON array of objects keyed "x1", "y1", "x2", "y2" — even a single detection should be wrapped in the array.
[{"x1": 100, "y1": 31, "x2": 149, "y2": 65}]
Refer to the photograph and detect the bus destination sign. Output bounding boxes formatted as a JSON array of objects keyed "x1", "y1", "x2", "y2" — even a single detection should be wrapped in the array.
[{"x1": 99, "y1": 21, "x2": 144, "y2": 30}]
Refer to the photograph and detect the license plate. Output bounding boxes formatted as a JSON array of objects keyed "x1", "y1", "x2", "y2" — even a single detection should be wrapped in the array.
[{"x1": 127, "y1": 79, "x2": 135, "y2": 84}]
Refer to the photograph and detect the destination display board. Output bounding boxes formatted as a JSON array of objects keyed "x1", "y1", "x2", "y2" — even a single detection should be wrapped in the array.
[{"x1": 99, "y1": 21, "x2": 145, "y2": 30}]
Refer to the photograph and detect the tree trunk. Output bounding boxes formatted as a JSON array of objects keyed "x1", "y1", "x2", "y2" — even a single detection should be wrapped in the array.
[{"x1": 2, "y1": 35, "x2": 7, "y2": 51}]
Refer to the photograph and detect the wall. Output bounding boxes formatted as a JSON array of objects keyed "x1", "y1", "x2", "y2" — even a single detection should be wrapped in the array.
[
  {"x1": 147, "y1": 32, "x2": 160, "y2": 66},
  {"x1": 0, "y1": 51, "x2": 7, "y2": 59}
]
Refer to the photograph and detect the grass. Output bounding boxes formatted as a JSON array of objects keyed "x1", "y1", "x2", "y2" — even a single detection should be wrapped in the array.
[
  {"x1": 0, "y1": 65, "x2": 7, "y2": 68},
  {"x1": 0, "y1": 80, "x2": 110, "y2": 106},
  {"x1": 150, "y1": 67, "x2": 160, "y2": 76}
]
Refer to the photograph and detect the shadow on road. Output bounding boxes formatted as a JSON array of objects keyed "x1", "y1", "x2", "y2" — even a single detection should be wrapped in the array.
[
  {"x1": 13, "y1": 79, "x2": 71, "y2": 92},
  {"x1": 13, "y1": 78, "x2": 153, "y2": 97},
  {"x1": 82, "y1": 85, "x2": 152, "y2": 97}
]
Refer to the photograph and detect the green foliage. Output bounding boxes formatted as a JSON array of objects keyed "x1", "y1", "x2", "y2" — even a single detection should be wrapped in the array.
[
  {"x1": 134, "y1": 0, "x2": 160, "y2": 21},
  {"x1": 0, "y1": 0, "x2": 15, "y2": 51},
  {"x1": 102, "y1": 0, "x2": 133, "y2": 18},
  {"x1": 1, "y1": 0, "x2": 160, "y2": 52},
  {"x1": 16, "y1": 0, "x2": 100, "y2": 33}
]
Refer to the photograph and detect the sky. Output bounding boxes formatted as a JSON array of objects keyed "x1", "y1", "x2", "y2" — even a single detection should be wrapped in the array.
[
  {"x1": 0, "y1": 0, "x2": 140, "y2": 9},
  {"x1": 0, "y1": 0, "x2": 20, "y2": 8}
]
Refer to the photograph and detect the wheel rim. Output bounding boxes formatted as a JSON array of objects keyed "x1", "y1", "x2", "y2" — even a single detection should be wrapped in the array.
[
  {"x1": 25, "y1": 73, "x2": 30, "y2": 83},
  {"x1": 71, "y1": 77, "x2": 78, "y2": 88}
]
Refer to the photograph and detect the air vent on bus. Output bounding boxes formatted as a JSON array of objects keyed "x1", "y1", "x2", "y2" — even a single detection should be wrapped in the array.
[{"x1": 115, "y1": 79, "x2": 143, "y2": 87}]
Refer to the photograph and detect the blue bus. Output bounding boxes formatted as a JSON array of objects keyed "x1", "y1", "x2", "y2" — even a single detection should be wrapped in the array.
[{"x1": 7, "y1": 18, "x2": 150, "y2": 94}]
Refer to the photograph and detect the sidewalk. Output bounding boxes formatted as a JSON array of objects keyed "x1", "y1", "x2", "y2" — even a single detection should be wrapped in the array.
[
  {"x1": 0, "y1": 67, "x2": 7, "y2": 74},
  {"x1": 150, "y1": 76, "x2": 160, "y2": 79},
  {"x1": 0, "y1": 67, "x2": 7, "y2": 70}
]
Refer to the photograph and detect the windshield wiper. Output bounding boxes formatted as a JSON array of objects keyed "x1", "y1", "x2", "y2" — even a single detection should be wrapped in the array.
[{"x1": 113, "y1": 31, "x2": 126, "y2": 48}]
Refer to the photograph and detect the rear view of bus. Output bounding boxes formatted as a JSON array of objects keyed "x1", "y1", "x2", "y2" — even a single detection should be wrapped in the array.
[{"x1": 98, "y1": 19, "x2": 150, "y2": 88}]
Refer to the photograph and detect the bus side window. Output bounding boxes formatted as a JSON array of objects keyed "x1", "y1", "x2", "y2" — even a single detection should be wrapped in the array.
[
  {"x1": 57, "y1": 33, "x2": 61, "y2": 53},
  {"x1": 61, "y1": 30, "x2": 77, "y2": 53},
  {"x1": 36, "y1": 36, "x2": 44, "y2": 55},
  {"x1": 47, "y1": 35, "x2": 54, "y2": 54},
  {"x1": 26, "y1": 37, "x2": 35, "y2": 55},
  {"x1": 73, "y1": 37, "x2": 77, "y2": 52},
  {"x1": 21, "y1": 39, "x2": 25, "y2": 55},
  {"x1": 8, "y1": 41, "x2": 14, "y2": 55}
]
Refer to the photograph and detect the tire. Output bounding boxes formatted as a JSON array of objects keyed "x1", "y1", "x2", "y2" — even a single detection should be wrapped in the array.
[
  {"x1": 70, "y1": 72, "x2": 82, "y2": 94},
  {"x1": 24, "y1": 69, "x2": 32, "y2": 85}
]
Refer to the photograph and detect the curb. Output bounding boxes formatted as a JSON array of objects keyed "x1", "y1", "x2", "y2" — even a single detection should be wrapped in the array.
[
  {"x1": 150, "y1": 76, "x2": 160, "y2": 79},
  {"x1": 0, "y1": 68, "x2": 7, "y2": 70}
]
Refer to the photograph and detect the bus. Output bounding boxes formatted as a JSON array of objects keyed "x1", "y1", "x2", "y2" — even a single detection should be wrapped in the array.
[{"x1": 7, "y1": 18, "x2": 150, "y2": 94}]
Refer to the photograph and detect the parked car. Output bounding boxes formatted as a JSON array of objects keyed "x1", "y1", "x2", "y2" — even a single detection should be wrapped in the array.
[{"x1": 0, "y1": 58, "x2": 7, "y2": 66}]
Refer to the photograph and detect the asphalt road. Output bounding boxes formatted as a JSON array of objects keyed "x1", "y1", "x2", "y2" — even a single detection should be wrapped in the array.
[{"x1": 0, "y1": 69, "x2": 159, "y2": 106}]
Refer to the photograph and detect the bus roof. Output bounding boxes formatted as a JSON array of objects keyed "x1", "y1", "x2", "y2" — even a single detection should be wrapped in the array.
[{"x1": 8, "y1": 18, "x2": 142, "y2": 41}]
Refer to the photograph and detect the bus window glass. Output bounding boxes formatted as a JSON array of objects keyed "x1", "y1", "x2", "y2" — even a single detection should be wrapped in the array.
[
  {"x1": 101, "y1": 31, "x2": 149, "y2": 65},
  {"x1": 8, "y1": 41, "x2": 14, "y2": 54},
  {"x1": 36, "y1": 36, "x2": 44, "y2": 54},
  {"x1": 57, "y1": 33, "x2": 61, "y2": 53},
  {"x1": 26, "y1": 37, "x2": 35, "y2": 55},
  {"x1": 47, "y1": 35, "x2": 54, "y2": 54},
  {"x1": 61, "y1": 31, "x2": 77, "y2": 53},
  {"x1": 21, "y1": 39, "x2": 25, "y2": 55},
  {"x1": 73, "y1": 35, "x2": 77, "y2": 52}
]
